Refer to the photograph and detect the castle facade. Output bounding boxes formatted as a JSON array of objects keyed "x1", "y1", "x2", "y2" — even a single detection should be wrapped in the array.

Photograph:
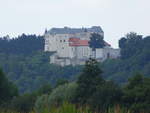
[{"x1": 44, "y1": 26, "x2": 120, "y2": 66}]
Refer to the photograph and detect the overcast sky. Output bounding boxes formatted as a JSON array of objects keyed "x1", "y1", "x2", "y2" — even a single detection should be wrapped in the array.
[{"x1": 0, "y1": 0, "x2": 149, "y2": 47}]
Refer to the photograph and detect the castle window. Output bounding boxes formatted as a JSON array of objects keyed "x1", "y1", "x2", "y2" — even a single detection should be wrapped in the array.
[
  {"x1": 107, "y1": 53, "x2": 110, "y2": 58},
  {"x1": 60, "y1": 40, "x2": 62, "y2": 42},
  {"x1": 64, "y1": 40, "x2": 65, "y2": 42}
]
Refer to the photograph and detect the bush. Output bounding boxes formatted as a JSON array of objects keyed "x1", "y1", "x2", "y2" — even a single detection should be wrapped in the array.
[
  {"x1": 34, "y1": 94, "x2": 49, "y2": 113},
  {"x1": 35, "y1": 82, "x2": 77, "y2": 113},
  {"x1": 10, "y1": 93, "x2": 37, "y2": 113},
  {"x1": 123, "y1": 74, "x2": 150, "y2": 113},
  {"x1": 89, "y1": 81, "x2": 122, "y2": 112}
]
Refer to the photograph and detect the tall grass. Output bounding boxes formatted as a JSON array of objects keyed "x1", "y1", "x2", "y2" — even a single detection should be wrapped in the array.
[
  {"x1": 0, "y1": 103, "x2": 144, "y2": 113},
  {"x1": 35, "y1": 102, "x2": 92, "y2": 113}
]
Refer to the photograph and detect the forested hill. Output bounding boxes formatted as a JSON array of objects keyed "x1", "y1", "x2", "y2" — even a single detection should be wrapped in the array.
[
  {"x1": 0, "y1": 34, "x2": 81, "y2": 93},
  {"x1": 102, "y1": 32, "x2": 150, "y2": 83},
  {"x1": 0, "y1": 32, "x2": 150, "y2": 93}
]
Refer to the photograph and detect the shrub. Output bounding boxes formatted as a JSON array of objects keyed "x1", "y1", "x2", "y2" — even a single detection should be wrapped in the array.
[{"x1": 35, "y1": 82, "x2": 77, "y2": 113}]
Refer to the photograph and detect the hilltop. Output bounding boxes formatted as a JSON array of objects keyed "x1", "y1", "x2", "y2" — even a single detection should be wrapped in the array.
[{"x1": 0, "y1": 32, "x2": 150, "y2": 93}]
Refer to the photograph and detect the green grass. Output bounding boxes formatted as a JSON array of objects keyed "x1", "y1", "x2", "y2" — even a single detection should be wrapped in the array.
[{"x1": 0, "y1": 103, "x2": 144, "y2": 113}]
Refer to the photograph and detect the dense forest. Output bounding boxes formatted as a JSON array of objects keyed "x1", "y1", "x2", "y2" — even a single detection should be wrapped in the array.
[
  {"x1": 103, "y1": 32, "x2": 150, "y2": 83},
  {"x1": 0, "y1": 32, "x2": 150, "y2": 113},
  {"x1": 0, "y1": 32, "x2": 150, "y2": 93},
  {"x1": 0, "y1": 34, "x2": 81, "y2": 93},
  {"x1": 0, "y1": 34, "x2": 44, "y2": 55},
  {"x1": 0, "y1": 59, "x2": 150, "y2": 113}
]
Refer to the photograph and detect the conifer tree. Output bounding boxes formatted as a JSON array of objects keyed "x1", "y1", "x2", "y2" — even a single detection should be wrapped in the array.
[{"x1": 74, "y1": 58, "x2": 104, "y2": 104}]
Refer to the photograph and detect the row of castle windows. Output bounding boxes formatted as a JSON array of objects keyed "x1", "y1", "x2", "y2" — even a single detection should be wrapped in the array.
[{"x1": 60, "y1": 40, "x2": 66, "y2": 42}]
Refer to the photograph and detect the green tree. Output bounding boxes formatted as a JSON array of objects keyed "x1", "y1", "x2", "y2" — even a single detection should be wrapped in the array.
[
  {"x1": 35, "y1": 82, "x2": 77, "y2": 112},
  {"x1": 9, "y1": 83, "x2": 52, "y2": 113},
  {"x1": 74, "y1": 58, "x2": 104, "y2": 104},
  {"x1": 90, "y1": 81, "x2": 122, "y2": 112},
  {"x1": 0, "y1": 68, "x2": 18, "y2": 105},
  {"x1": 55, "y1": 78, "x2": 69, "y2": 88},
  {"x1": 10, "y1": 93, "x2": 37, "y2": 113},
  {"x1": 123, "y1": 74, "x2": 150, "y2": 113},
  {"x1": 119, "y1": 32, "x2": 143, "y2": 59},
  {"x1": 37, "y1": 84, "x2": 52, "y2": 95},
  {"x1": 89, "y1": 33, "x2": 105, "y2": 58}
]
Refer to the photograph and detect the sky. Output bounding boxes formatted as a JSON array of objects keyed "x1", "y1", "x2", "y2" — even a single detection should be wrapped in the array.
[{"x1": 0, "y1": 0, "x2": 150, "y2": 48}]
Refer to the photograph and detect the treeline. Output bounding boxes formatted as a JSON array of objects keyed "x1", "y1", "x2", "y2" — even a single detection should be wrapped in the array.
[
  {"x1": 0, "y1": 52, "x2": 81, "y2": 93},
  {"x1": 0, "y1": 34, "x2": 44, "y2": 55},
  {"x1": 0, "y1": 59, "x2": 150, "y2": 113},
  {"x1": 0, "y1": 32, "x2": 150, "y2": 94},
  {"x1": 102, "y1": 32, "x2": 150, "y2": 83},
  {"x1": 0, "y1": 34, "x2": 81, "y2": 93},
  {"x1": 1, "y1": 32, "x2": 150, "y2": 113}
]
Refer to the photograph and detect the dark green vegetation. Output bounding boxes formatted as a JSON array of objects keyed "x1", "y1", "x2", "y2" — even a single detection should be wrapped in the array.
[
  {"x1": 103, "y1": 32, "x2": 150, "y2": 83},
  {"x1": 89, "y1": 33, "x2": 105, "y2": 58},
  {"x1": 0, "y1": 69, "x2": 18, "y2": 105},
  {"x1": 1, "y1": 32, "x2": 150, "y2": 93},
  {"x1": 0, "y1": 32, "x2": 150, "y2": 93},
  {"x1": 0, "y1": 32, "x2": 150, "y2": 113},
  {"x1": 89, "y1": 33, "x2": 105, "y2": 50},
  {"x1": 0, "y1": 34, "x2": 81, "y2": 93},
  {"x1": 1, "y1": 59, "x2": 149, "y2": 113},
  {"x1": 0, "y1": 34, "x2": 44, "y2": 55},
  {"x1": 0, "y1": 51, "x2": 81, "y2": 93}
]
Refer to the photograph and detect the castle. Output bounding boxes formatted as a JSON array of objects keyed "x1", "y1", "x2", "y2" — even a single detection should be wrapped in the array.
[{"x1": 44, "y1": 26, "x2": 120, "y2": 66}]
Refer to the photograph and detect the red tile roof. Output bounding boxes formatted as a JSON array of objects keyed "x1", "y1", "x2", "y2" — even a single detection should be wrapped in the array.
[
  {"x1": 69, "y1": 38, "x2": 111, "y2": 47},
  {"x1": 69, "y1": 38, "x2": 89, "y2": 46}
]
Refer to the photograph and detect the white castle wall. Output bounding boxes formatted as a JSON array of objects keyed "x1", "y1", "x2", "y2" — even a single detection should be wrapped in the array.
[
  {"x1": 44, "y1": 26, "x2": 120, "y2": 66},
  {"x1": 44, "y1": 32, "x2": 93, "y2": 59},
  {"x1": 74, "y1": 46, "x2": 91, "y2": 59},
  {"x1": 96, "y1": 48, "x2": 120, "y2": 60}
]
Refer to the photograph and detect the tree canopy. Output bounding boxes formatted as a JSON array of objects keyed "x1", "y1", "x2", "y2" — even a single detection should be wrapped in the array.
[
  {"x1": 74, "y1": 58, "x2": 104, "y2": 104},
  {"x1": 89, "y1": 33, "x2": 105, "y2": 51},
  {"x1": 102, "y1": 32, "x2": 150, "y2": 83},
  {"x1": 0, "y1": 68, "x2": 18, "y2": 105}
]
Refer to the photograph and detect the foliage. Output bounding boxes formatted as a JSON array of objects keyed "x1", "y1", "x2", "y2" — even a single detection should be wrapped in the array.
[
  {"x1": 102, "y1": 33, "x2": 150, "y2": 83},
  {"x1": 89, "y1": 33, "x2": 105, "y2": 50},
  {"x1": 0, "y1": 68, "x2": 18, "y2": 106},
  {"x1": 37, "y1": 84, "x2": 52, "y2": 95},
  {"x1": 73, "y1": 59, "x2": 123, "y2": 112},
  {"x1": 119, "y1": 32, "x2": 143, "y2": 59},
  {"x1": 35, "y1": 83, "x2": 77, "y2": 112},
  {"x1": 123, "y1": 74, "x2": 150, "y2": 113},
  {"x1": 1, "y1": 32, "x2": 150, "y2": 94},
  {"x1": 55, "y1": 78, "x2": 69, "y2": 88},
  {"x1": 90, "y1": 81, "x2": 122, "y2": 112},
  {"x1": 44, "y1": 102, "x2": 92, "y2": 113},
  {"x1": 1, "y1": 32, "x2": 150, "y2": 113},
  {"x1": 34, "y1": 94, "x2": 49, "y2": 113},
  {"x1": 7, "y1": 83, "x2": 52, "y2": 113},
  {"x1": 89, "y1": 33, "x2": 105, "y2": 58},
  {"x1": 74, "y1": 58, "x2": 104, "y2": 104},
  {"x1": 10, "y1": 93, "x2": 37, "y2": 113},
  {"x1": 0, "y1": 51, "x2": 81, "y2": 93},
  {"x1": 0, "y1": 34, "x2": 81, "y2": 93},
  {"x1": 0, "y1": 34, "x2": 44, "y2": 55},
  {"x1": 0, "y1": 103, "x2": 137, "y2": 113}
]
